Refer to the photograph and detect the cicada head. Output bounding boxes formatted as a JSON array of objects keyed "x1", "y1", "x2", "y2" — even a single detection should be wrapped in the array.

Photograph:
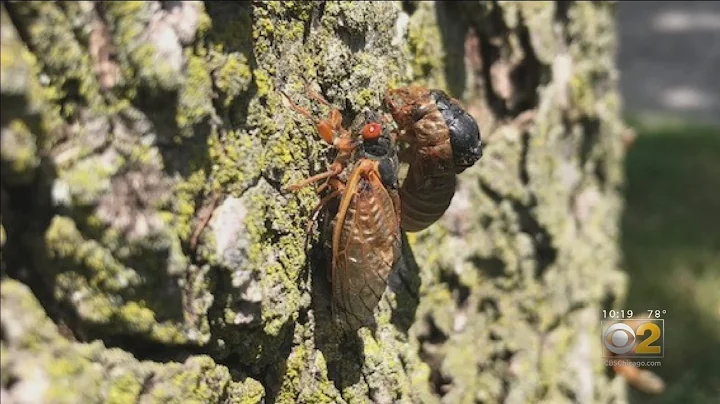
[{"x1": 349, "y1": 108, "x2": 400, "y2": 190}]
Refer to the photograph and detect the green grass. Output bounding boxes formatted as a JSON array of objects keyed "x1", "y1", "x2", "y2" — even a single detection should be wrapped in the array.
[{"x1": 621, "y1": 117, "x2": 720, "y2": 404}]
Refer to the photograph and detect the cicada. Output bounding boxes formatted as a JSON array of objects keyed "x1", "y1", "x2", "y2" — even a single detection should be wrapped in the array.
[
  {"x1": 283, "y1": 88, "x2": 401, "y2": 331},
  {"x1": 384, "y1": 86, "x2": 483, "y2": 232}
]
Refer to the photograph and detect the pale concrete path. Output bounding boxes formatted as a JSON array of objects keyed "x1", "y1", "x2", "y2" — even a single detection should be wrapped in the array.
[{"x1": 618, "y1": 1, "x2": 720, "y2": 125}]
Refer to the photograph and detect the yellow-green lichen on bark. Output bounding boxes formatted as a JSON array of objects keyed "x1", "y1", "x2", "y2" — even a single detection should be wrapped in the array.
[
  {"x1": 1, "y1": 1, "x2": 630, "y2": 402},
  {"x1": 4, "y1": 2, "x2": 104, "y2": 118},
  {"x1": 2, "y1": 1, "x2": 215, "y2": 347},
  {"x1": 403, "y1": 2, "x2": 628, "y2": 403},
  {"x1": 405, "y1": 1, "x2": 446, "y2": 88},
  {"x1": 0, "y1": 6, "x2": 50, "y2": 187},
  {"x1": 101, "y1": 1, "x2": 183, "y2": 93},
  {"x1": 0, "y1": 119, "x2": 40, "y2": 185},
  {"x1": 0, "y1": 279, "x2": 262, "y2": 404},
  {"x1": 177, "y1": 50, "x2": 215, "y2": 136}
]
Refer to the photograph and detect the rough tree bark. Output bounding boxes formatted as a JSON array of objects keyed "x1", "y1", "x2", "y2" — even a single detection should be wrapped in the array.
[{"x1": 1, "y1": 1, "x2": 631, "y2": 403}]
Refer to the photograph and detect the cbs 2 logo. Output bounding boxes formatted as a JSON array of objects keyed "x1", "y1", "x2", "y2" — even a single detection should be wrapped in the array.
[{"x1": 603, "y1": 320, "x2": 663, "y2": 357}]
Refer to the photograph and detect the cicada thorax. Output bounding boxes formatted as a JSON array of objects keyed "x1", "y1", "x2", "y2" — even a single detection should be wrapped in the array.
[{"x1": 384, "y1": 86, "x2": 483, "y2": 232}]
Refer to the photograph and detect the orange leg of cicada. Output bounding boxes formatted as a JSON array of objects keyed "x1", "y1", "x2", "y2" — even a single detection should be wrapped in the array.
[
  {"x1": 303, "y1": 83, "x2": 332, "y2": 107},
  {"x1": 286, "y1": 161, "x2": 344, "y2": 192},
  {"x1": 281, "y1": 90, "x2": 361, "y2": 193},
  {"x1": 281, "y1": 89, "x2": 339, "y2": 144},
  {"x1": 297, "y1": 83, "x2": 346, "y2": 143},
  {"x1": 280, "y1": 90, "x2": 315, "y2": 121},
  {"x1": 304, "y1": 178, "x2": 345, "y2": 233},
  {"x1": 281, "y1": 84, "x2": 358, "y2": 146}
]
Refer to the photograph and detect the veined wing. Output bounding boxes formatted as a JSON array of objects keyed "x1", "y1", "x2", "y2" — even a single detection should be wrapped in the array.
[{"x1": 331, "y1": 160, "x2": 401, "y2": 331}]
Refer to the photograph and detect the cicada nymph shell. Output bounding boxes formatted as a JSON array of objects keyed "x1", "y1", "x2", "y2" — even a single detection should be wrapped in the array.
[{"x1": 384, "y1": 86, "x2": 483, "y2": 232}]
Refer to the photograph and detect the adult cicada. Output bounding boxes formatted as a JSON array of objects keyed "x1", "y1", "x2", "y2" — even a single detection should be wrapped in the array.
[
  {"x1": 283, "y1": 87, "x2": 401, "y2": 331},
  {"x1": 384, "y1": 86, "x2": 483, "y2": 232}
]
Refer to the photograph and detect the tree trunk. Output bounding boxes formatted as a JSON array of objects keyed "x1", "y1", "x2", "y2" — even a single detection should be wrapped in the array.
[{"x1": 1, "y1": 1, "x2": 630, "y2": 403}]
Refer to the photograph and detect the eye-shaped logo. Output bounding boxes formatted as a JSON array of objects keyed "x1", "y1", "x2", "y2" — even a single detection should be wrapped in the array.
[
  {"x1": 601, "y1": 320, "x2": 664, "y2": 358},
  {"x1": 604, "y1": 323, "x2": 636, "y2": 354}
]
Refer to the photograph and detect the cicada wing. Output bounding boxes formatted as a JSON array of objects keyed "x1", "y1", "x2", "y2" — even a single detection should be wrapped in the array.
[{"x1": 331, "y1": 168, "x2": 401, "y2": 331}]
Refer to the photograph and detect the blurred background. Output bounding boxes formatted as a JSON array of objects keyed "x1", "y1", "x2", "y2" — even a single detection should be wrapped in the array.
[{"x1": 617, "y1": 2, "x2": 720, "y2": 403}]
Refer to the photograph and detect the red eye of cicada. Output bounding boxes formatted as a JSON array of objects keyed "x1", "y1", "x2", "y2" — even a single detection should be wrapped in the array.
[{"x1": 361, "y1": 123, "x2": 382, "y2": 140}]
